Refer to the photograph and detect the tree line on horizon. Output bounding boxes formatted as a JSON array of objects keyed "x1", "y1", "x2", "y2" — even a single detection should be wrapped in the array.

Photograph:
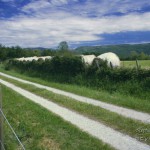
[
  {"x1": 0, "y1": 42, "x2": 150, "y2": 61},
  {"x1": 0, "y1": 41, "x2": 75, "y2": 61}
]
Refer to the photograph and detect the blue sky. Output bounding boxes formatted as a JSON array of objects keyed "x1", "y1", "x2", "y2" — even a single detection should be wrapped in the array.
[{"x1": 0, "y1": 0, "x2": 150, "y2": 48}]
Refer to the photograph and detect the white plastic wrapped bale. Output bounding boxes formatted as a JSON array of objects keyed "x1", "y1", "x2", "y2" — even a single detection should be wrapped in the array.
[
  {"x1": 24, "y1": 56, "x2": 38, "y2": 61},
  {"x1": 81, "y1": 55, "x2": 96, "y2": 65},
  {"x1": 97, "y1": 52, "x2": 120, "y2": 67},
  {"x1": 38, "y1": 56, "x2": 52, "y2": 60},
  {"x1": 16, "y1": 57, "x2": 25, "y2": 61}
]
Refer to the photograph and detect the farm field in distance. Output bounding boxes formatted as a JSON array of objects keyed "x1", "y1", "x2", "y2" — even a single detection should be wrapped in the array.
[{"x1": 121, "y1": 60, "x2": 150, "y2": 69}]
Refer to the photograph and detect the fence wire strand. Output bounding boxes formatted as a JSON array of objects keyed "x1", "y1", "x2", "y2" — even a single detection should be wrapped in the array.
[
  {"x1": 0, "y1": 140, "x2": 5, "y2": 150},
  {"x1": 0, "y1": 109, "x2": 25, "y2": 150}
]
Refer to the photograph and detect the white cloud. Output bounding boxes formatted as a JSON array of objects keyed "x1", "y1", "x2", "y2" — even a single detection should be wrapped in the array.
[
  {"x1": 21, "y1": 0, "x2": 150, "y2": 21},
  {"x1": 22, "y1": 0, "x2": 51, "y2": 13},
  {"x1": 61, "y1": 0, "x2": 150, "y2": 17},
  {"x1": 50, "y1": 0, "x2": 68, "y2": 6},
  {"x1": 0, "y1": 11, "x2": 150, "y2": 47},
  {"x1": 0, "y1": 0, "x2": 150, "y2": 47},
  {"x1": 22, "y1": 0, "x2": 75, "y2": 13}
]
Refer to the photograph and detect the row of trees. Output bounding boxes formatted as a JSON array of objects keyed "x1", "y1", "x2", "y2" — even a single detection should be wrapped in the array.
[
  {"x1": 0, "y1": 44, "x2": 54, "y2": 61},
  {"x1": 127, "y1": 51, "x2": 150, "y2": 60},
  {"x1": 0, "y1": 41, "x2": 72, "y2": 61},
  {"x1": 1, "y1": 42, "x2": 150, "y2": 61}
]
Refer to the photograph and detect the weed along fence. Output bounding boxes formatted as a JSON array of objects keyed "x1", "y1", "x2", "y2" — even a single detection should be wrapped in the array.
[{"x1": 0, "y1": 86, "x2": 25, "y2": 150}]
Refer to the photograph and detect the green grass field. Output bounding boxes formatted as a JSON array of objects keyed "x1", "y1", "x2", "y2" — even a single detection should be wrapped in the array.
[
  {"x1": 2, "y1": 85, "x2": 113, "y2": 150},
  {"x1": 0, "y1": 64, "x2": 150, "y2": 148},
  {"x1": 1, "y1": 75, "x2": 150, "y2": 145},
  {"x1": 121, "y1": 60, "x2": 150, "y2": 69},
  {"x1": 0, "y1": 67, "x2": 149, "y2": 113}
]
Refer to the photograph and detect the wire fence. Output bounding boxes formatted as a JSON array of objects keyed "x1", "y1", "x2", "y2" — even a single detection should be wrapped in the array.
[
  {"x1": 0, "y1": 85, "x2": 25, "y2": 150},
  {"x1": 0, "y1": 140, "x2": 5, "y2": 150},
  {"x1": 0, "y1": 109, "x2": 26, "y2": 150}
]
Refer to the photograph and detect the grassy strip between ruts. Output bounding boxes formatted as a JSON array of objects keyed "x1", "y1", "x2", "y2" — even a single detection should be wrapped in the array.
[
  {"x1": 0, "y1": 67, "x2": 150, "y2": 113},
  {"x1": 1, "y1": 75, "x2": 150, "y2": 145},
  {"x1": 2, "y1": 85, "x2": 114, "y2": 150},
  {"x1": 0, "y1": 66, "x2": 150, "y2": 113}
]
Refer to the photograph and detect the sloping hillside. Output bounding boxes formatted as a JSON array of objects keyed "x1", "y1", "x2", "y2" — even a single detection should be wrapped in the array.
[{"x1": 75, "y1": 43, "x2": 150, "y2": 58}]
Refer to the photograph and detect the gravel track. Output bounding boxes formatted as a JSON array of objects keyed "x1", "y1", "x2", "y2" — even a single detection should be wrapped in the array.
[
  {"x1": 0, "y1": 72, "x2": 149, "y2": 124},
  {"x1": 0, "y1": 79, "x2": 150, "y2": 150}
]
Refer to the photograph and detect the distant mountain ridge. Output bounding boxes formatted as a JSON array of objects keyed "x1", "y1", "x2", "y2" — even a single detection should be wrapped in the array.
[
  {"x1": 75, "y1": 43, "x2": 150, "y2": 58},
  {"x1": 26, "y1": 47, "x2": 50, "y2": 50}
]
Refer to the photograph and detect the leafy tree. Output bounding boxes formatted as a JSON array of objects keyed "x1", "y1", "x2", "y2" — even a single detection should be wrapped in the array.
[
  {"x1": 130, "y1": 51, "x2": 138, "y2": 60},
  {"x1": 138, "y1": 52, "x2": 149, "y2": 60},
  {"x1": 58, "y1": 41, "x2": 69, "y2": 51},
  {"x1": 41, "y1": 49, "x2": 56, "y2": 56}
]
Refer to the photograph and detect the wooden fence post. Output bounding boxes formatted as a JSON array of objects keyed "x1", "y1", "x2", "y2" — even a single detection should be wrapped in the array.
[
  {"x1": 0, "y1": 86, "x2": 4, "y2": 150},
  {"x1": 136, "y1": 59, "x2": 139, "y2": 74}
]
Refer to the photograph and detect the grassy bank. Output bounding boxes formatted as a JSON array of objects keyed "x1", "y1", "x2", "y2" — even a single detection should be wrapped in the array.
[
  {"x1": 4, "y1": 57, "x2": 150, "y2": 101},
  {"x1": 2, "y1": 85, "x2": 113, "y2": 150},
  {"x1": 0, "y1": 66, "x2": 150, "y2": 113},
  {"x1": 1, "y1": 75, "x2": 150, "y2": 145}
]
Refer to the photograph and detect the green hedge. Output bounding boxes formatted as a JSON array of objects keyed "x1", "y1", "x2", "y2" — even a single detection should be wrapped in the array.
[
  {"x1": 9, "y1": 56, "x2": 84, "y2": 76},
  {"x1": 6, "y1": 56, "x2": 150, "y2": 99}
]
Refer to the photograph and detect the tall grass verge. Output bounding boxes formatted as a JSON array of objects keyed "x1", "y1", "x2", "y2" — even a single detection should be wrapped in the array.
[
  {"x1": 2, "y1": 85, "x2": 113, "y2": 150},
  {"x1": 1, "y1": 76, "x2": 150, "y2": 145}
]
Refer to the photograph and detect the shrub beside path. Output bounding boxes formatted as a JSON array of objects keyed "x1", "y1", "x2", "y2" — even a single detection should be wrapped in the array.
[
  {"x1": 0, "y1": 79, "x2": 150, "y2": 150},
  {"x1": 0, "y1": 72, "x2": 149, "y2": 124}
]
